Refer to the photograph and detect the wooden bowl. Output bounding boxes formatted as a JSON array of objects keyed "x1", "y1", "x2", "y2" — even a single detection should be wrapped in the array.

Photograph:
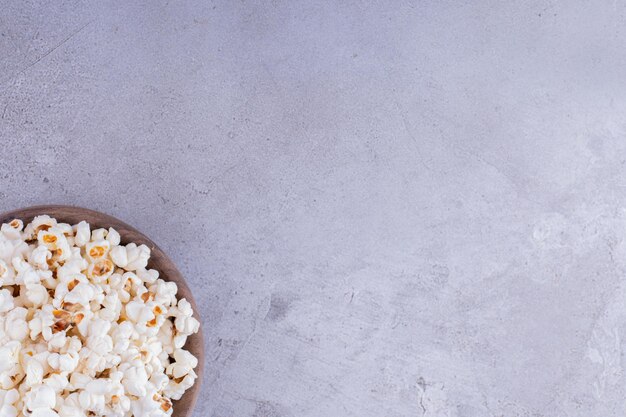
[{"x1": 0, "y1": 205, "x2": 204, "y2": 417}]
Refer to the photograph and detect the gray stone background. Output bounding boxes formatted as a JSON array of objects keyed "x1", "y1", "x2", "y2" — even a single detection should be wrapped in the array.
[{"x1": 2, "y1": 1, "x2": 626, "y2": 416}]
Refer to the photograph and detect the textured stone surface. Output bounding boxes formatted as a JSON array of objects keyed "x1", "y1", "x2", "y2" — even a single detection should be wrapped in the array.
[{"x1": 2, "y1": 1, "x2": 626, "y2": 416}]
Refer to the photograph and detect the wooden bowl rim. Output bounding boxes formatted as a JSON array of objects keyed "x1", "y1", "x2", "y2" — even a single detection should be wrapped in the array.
[{"x1": 0, "y1": 205, "x2": 204, "y2": 417}]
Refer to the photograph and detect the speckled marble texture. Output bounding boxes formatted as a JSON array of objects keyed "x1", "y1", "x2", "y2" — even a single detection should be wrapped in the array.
[{"x1": 2, "y1": 1, "x2": 626, "y2": 416}]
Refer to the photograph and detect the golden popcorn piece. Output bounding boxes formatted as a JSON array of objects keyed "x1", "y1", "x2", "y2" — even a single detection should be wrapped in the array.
[
  {"x1": 61, "y1": 301, "x2": 81, "y2": 312},
  {"x1": 9, "y1": 219, "x2": 22, "y2": 230},
  {"x1": 52, "y1": 319, "x2": 71, "y2": 333},
  {"x1": 89, "y1": 245, "x2": 106, "y2": 259},
  {"x1": 91, "y1": 259, "x2": 114, "y2": 277},
  {"x1": 140, "y1": 292, "x2": 154, "y2": 302},
  {"x1": 42, "y1": 234, "x2": 57, "y2": 244},
  {"x1": 67, "y1": 279, "x2": 80, "y2": 292},
  {"x1": 73, "y1": 312, "x2": 85, "y2": 325}
]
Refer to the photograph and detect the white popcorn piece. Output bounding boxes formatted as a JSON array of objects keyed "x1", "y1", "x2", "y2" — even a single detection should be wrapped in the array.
[
  {"x1": 56, "y1": 259, "x2": 88, "y2": 282},
  {"x1": 0, "y1": 236, "x2": 14, "y2": 264},
  {"x1": 77, "y1": 379, "x2": 110, "y2": 414},
  {"x1": 25, "y1": 283, "x2": 50, "y2": 307},
  {"x1": 124, "y1": 243, "x2": 151, "y2": 271},
  {"x1": 43, "y1": 372, "x2": 68, "y2": 393},
  {"x1": 167, "y1": 349, "x2": 198, "y2": 378},
  {"x1": 1, "y1": 219, "x2": 23, "y2": 240},
  {"x1": 73, "y1": 221, "x2": 90, "y2": 247},
  {"x1": 24, "y1": 357, "x2": 45, "y2": 386},
  {"x1": 0, "y1": 259, "x2": 15, "y2": 285},
  {"x1": 24, "y1": 383, "x2": 56, "y2": 410},
  {"x1": 67, "y1": 373, "x2": 91, "y2": 391},
  {"x1": 22, "y1": 267, "x2": 41, "y2": 286},
  {"x1": 172, "y1": 299, "x2": 200, "y2": 336},
  {"x1": 130, "y1": 391, "x2": 172, "y2": 417},
  {"x1": 57, "y1": 393, "x2": 83, "y2": 417},
  {"x1": 157, "y1": 319, "x2": 176, "y2": 355},
  {"x1": 163, "y1": 371, "x2": 196, "y2": 401},
  {"x1": 29, "y1": 246, "x2": 51, "y2": 270},
  {"x1": 125, "y1": 300, "x2": 154, "y2": 324},
  {"x1": 98, "y1": 292, "x2": 122, "y2": 322},
  {"x1": 37, "y1": 270, "x2": 55, "y2": 290},
  {"x1": 6, "y1": 307, "x2": 28, "y2": 341},
  {"x1": 54, "y1": 223, "x2": 73, "y2": 236},
  {"x1": 0, "y1": 289, "x2": 14, "y2": 313},
  {"x1": 109, "y1": 246, "x2": 128, "y2": 268},
  {"x1": 24, "y1": 215, "x2": 57, "y2": 240},
  {"x1": 29, "y1": 307, "x2": 54, "y2": 340},
  {"x1": 47, "y1": 331, "x2": 67, "y2": 350},
  {"x1": 47, "y1": 351, "x2": 79, "y2": 374},
  {"x1": 120, "y1": 362, "x2": 149, "y2": 397},
  {"x1": 151, "y1": 279, "x2": 178, "y2": 307},
  {"x1": 62, "y1": 282, "x2": 95, "y2": 308},
  {"x1": 90, "y1": 228, "x2": 107, "y2": 242},
  {"x1": 111, "y1": 322, "x2": 134, "y2": 355},
  {"x1": 106, "y1": 228, "x2": 121, "y2": 246},
  {"x1": 137, "y1": 268, "x2": 159, "y2": 285},
  {"x1": 0, "y1": 388, "x2": 19, "y2": 417}
]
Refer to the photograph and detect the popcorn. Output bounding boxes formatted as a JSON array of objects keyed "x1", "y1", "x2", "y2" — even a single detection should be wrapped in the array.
[
  {"x1": 171, "y1": 299, "x2": 200, "y2": 336},
  {"x1": 120, "y1": 361, "x2": 149, "y2": 397},
  {"x1": 130, "y1": 391, "x2": 172, "y2": 417},
  {"x1": 151, "y1": 279, "x2": 178, "y2": 307},
  {"x1": 24, "y1": 215, "x2": 57, "y2": 239},
  {"x1": 43, "y1": 372, "x2": 68, "y2": 393},
  {"x1": 0, "y1": 259, "x2": 15, "y2": 285},
  {"x1": 0, "y1": 289, "x2": 14, "y2": 313},
  {"x1": 0, "y1": 388, "x2": 19, "y2": 417},
  {"x1": 106, "y1": 228, "x2": 121, "y2": 246},
  {"x1": 0, "y1": 341, "x2": 24, "y2": 389},
  {"x1": 85, "y1": 240, "x2": 110, "y2": 263},
  {"x1": 1, "y1": 219, "x2": 23, "y2": 240},
  {"x1": 0, "y1": 216, "x2": 200, "y2": 416},
  {"x1": 137, "y1": 268, "x2": 159, "y2": 285},
  {"x1": 110, "y1": 246, "x2": 128, "y2": 268},
  {"x1": 6, "y1": 307, "x2": 29, "y2": 341},
  {"x1": 24, "y1": 356, "x2": 45, "y2": 386},
  {"x1": 0, "y1": 237, "x2": 14, "y2": 263},
  {"x1": 24, "y1": 384, "x2": 56, "y2": 415},
  {"x1": 37, "y1": 228, "x2": 71, "y2": 262},
  {"x1": 62, "y1": 282, "x2": 95, "y2": 308},
  {"x1": 47, "y1": 351, "x2": 79, "y2": 373},
  {"x1": 91, "y1": 228, "x2": 107, "y2": 242},
  {"x1": 78, "y1": 379, "x2": 110, "y2": 413},
  {"x1": 73, "y1": 221, "x2": 90, "y2": 247},
  {"x1": 25, "y1": 283, "x2": 50, "y2": 307},
  {"x1": 30, "y1": 246, "x2": 51, "y2": 270},
  {"x1": 124, "y1": 243, "x2": 150, "y2": 271}
]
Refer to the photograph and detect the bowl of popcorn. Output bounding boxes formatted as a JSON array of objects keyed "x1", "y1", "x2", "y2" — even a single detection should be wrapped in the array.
[{"x1": 0, "y1": 205, "x2": 203, "y2": 417}]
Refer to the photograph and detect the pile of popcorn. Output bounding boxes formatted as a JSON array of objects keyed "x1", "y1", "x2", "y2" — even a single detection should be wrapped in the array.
[{"x1": 0, "y1": 215, "x2": 200, "y2": 417}]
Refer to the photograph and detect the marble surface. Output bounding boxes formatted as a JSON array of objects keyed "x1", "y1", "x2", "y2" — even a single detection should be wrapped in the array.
[{"x1": 2, "y1": 1, "x2": 626, "y2": 416}]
